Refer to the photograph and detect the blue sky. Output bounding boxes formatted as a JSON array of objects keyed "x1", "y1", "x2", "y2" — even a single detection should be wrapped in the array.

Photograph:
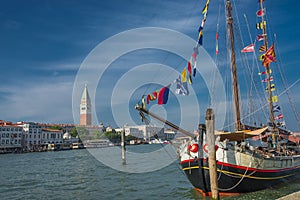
[{"x1": 0, "y1": 0, "x2": 299, "y2": 131}]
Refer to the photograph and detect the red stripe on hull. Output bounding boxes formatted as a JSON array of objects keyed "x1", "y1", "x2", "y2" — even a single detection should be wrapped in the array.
[{"x1": 181, "y1": 158, "x2": 300, "y2": 173}]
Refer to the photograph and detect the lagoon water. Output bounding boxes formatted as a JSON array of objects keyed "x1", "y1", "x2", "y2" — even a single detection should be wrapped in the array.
[{"x1": 0, "y1": 145, "x2": 299, "y2": 200}]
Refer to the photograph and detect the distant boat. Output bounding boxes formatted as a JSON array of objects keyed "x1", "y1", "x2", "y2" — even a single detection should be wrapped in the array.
[
  {"x1": 136, "y1": 0, "x2": 300, "y2": 196},
  {"x1": 83, "y1": 139, "x2": 114, "y2": 148}
]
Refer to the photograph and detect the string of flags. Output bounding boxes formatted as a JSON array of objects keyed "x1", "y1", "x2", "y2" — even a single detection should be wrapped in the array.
[
  {"x1": 255, "y1": 0, "x2": 284, "y2": 127},
  {"x1": 144, "y1": 0, "x2": 211, "y2": 106}
]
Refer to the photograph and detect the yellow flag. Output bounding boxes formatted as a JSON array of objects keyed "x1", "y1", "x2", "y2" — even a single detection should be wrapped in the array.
[
  {"x1": 268, "y1": 96, "x2": 278, "y2": 103},
  {"x1": 181, "y1": 68, "x2": 187, "y2": 83}
]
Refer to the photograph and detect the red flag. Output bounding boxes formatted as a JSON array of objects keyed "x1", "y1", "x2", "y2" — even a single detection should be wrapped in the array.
[
  {"x1": 256, "y1": 9, "x2": 265, "y2": 17},
  {"x1": 241, "y1": 44, "x2": 254, "y2": 53},
  {"x1": 257, "y1": 34, "x2": 265, "y2": 41},
  {"x1": 187, "y1": 61, "x2": 192, "y2": 75}
]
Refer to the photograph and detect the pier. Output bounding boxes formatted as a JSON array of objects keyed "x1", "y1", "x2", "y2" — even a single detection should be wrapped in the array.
[{"x1": 277, "y1": 191, "x2": 300, "y2": 200}]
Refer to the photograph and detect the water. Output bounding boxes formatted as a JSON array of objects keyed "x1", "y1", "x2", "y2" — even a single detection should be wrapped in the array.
[{"x1": 0, "y1": 145, "x2": 299, "y2": 200}]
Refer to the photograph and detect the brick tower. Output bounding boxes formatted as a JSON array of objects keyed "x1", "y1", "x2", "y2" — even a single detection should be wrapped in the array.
[{"x1": 80, "y1": 84, "x2": 92, "y2": 126}]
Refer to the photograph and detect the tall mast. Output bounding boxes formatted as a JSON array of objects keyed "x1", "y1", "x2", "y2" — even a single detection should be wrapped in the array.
[
  {"x1": 259, "y1": 1, "x2": 276, "y2": 129},
  {"x1": 226, "y1": 0, "x2": 242, "y2": 131}
]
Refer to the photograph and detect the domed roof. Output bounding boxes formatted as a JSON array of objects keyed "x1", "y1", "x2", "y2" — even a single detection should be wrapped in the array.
[{"x1": 63, "y1": 132, "x2": 71, "y2": 139}]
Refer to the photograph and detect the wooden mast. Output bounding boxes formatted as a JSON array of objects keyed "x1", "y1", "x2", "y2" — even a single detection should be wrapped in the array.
[{"x1": 226, "y1": 0, "x2": 242, "y2": 131}]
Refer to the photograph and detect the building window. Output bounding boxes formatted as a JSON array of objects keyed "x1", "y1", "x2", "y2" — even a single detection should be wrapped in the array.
[{"x1": 6, "y1": 140, "x2": 9, "y2": 144}]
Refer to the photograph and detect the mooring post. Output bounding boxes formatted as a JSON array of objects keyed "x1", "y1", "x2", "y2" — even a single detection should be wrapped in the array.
[
  {"x1": 121, "y1": 128, "x2": 126, "y2": 165},
  {"x1": 206, "y1": 108, "x2": 219, "y2": 200}
]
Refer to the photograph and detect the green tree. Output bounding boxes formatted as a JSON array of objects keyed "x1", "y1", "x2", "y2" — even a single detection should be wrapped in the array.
[
  {"x1": 71, "y1": 127, "x2": 78, "y2": 138},
  {"x1": 49, "y1": 125, "x2": 62, "y2": 130},
  {"x1": 104, "y1": 131, "x2": 121, "y2": 143}
]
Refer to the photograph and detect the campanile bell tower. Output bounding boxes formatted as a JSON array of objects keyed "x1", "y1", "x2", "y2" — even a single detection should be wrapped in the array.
[{"x1": 80, "y1": 84, "x2": 92, "y2": 126}]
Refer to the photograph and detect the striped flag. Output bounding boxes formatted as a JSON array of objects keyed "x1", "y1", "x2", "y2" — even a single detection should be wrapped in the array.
[
  {"x1": 258, "y1": 69, "x2": 272, "y2": 75},
  {"x1": 256, "y1": 21, "x2": 266, "y2": 29},
  {"x1": 275, "y1": 114, "x2": 283, "y2": 120},
  {"x1": 261, "y1": 76, "x2": 273, "y2": 82},
  {"x1": 158, "y1": 85, "x2": 170, "y2": 105},
  {"x1": 263, "y1": 44, "x2": 276, "y2": 67},
  {"x1": 241, "y1": 44, "x2": 254, "y2": 53},
  {"x1": 265, "y1": 84, "x2": 275, "y2": 92},
  {"x1": 259, "y1": 45, "x2": 267, "y2": 52}
]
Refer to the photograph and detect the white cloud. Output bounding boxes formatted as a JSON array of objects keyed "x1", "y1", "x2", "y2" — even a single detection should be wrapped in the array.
[{"x1": 0, "y1": 78, "x2": 74, "y2": 124}]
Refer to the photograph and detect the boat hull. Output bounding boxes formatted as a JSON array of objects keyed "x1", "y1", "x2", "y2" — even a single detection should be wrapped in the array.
[{"x1": 181, "y1": 158, "x2": 300, "y2": 195}]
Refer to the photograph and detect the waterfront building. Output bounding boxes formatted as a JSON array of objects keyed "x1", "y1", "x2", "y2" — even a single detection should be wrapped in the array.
[
  {"x1": 0, "y1": 121, "x2": 23, "y2": 152},
  {"x1": 41, "y1": 128, "x2": 64, "y2": 145},
  {"x1": 124, "y1": 125, "x2": 164, "y2": 142},
  {"x1": 17, "y1": 122, "x2": 42, "y2": 151},
  {"x1": 80, "y1": 84, "x2": 92, "y2": 126}
]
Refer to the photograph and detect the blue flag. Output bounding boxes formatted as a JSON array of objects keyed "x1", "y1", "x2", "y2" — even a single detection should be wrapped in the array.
[{"x1": 273, "y1": 105, "x2": 281, "y2": 112}]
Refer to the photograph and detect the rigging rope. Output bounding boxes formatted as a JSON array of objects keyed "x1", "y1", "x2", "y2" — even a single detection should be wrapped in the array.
[{"x1": 273, "y1": 34, "x2": 300, "y2": 127}]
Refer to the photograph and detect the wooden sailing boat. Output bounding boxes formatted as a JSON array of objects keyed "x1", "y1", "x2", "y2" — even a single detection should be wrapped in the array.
[{"x1": 136, "y1": 0, "x2": 300, "y2": 196}]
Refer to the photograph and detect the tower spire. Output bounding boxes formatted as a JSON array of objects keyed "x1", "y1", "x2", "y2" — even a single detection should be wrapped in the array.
[{"x1": 80, "y1": 84, "x2": 92, "y2": 126}]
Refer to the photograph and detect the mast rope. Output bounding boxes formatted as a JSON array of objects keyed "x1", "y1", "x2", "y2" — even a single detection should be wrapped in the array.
[
  {"x1": 273, "y1": 34, "x2": 300, "y2": 127},
  {"x1": 208, "y1": 4, "x2": 221, "y2": 108},
  {"x1": 243, "y1": 14, "x2": 269, "y2": 125}
]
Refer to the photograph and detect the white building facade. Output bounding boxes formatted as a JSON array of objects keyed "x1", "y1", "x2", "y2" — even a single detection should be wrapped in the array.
[
  {"x1": 41, "y1": 128, "x2": 64, "y2": 145},
  {"x1": 124, "y1": 125, "x2": 164, "y2": 142},
  {"x1": 0, "y1": 123, "x2": 23, "y2": 152},
  {"x1": 17, "y1": 122, "x2": 42, "y2": 151}
]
